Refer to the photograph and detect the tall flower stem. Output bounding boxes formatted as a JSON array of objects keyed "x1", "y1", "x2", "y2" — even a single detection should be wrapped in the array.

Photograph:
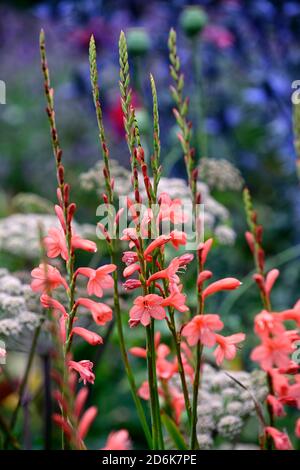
[
  {"x1": 191, "y1": 36, "x2": 207, "y2": 159},
  {"x1": 168, "y1": 310, "x2": 192, "y2": 426},
  {"x1": 243, "y1": 188, "x2": 275, "y2": 449},
  {"x1": 112, "y1": 245, "x2": 152, "y2": 448},
  {"x1": 150, "y1": 320, "x2": 164, "y2": 449},
  {"x1": 89, "y1": 35, "x2": 151, "y2": 448},
  {"x1": 190, "y1": 342, "x2": 202, "y2": 449}
]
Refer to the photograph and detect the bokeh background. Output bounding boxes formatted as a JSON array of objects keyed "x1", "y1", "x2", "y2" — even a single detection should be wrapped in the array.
[{"x1": 0, "y1": 0, "x2": 300, "y2": 449}]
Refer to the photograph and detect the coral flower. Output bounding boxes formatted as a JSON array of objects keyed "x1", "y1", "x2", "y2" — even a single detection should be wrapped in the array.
[
  {"x1": 129, "y1": 294, "x2": 166, "y2": 327},
  {"x1": 72, "y1": 326, "x2": 103, "y2": 346},
  {"x1": 156, "y1": 343, "x2": 177, "y2": 380},
  {"x1": 76, "y1": 298, "x2": 112, "y2": 326},
  {"x1": 74, "y1": 387, "x2": 89, "y2": 418},
  {"x1": 72, "y1": 234, "x2": 97, "y2": 253},
  {"x1": 122, "y1": 251, "x2": 138, "y2": 265},
  {"x1": 266, "y1": 394, "x2": 286, "y2": 417},
  {"x1": 31, "y1": 263, "x2": 68, "y2": 292},
  {"x1": 161, "y1": 285, "x2": 189, "y2": 312},
  {"x1": 265, "y1": 269, "x2": 280, "y2": 297},
  {"x1": 44, "y1": 227, "x2": 68, "y2": 260},
  {"x1": 280, "y1": 381, "x2": 300, "y2": 408},
  {"x1": 214, "y1": 333, "x2": 245, "y2": 365},
  {"x1": 78, "y1": 406, "x2": 98, "y2": 441},
  {"x1": 169, "y1": 385, "x2": 185, "y2": 425},
  {"x1": 264, "y1": 426, "x2": 293, "y2": 450},
  {"x1": 76, "y1": 264, "x2": 116, "y2": 297},
  {"x1": 147, "y1": 258, "x2": 181, "y2": 286},
  {"x1": 202, "y1": 278, "x2": 241, "y2": 299},
  {"x1": 123, "y1": 263, "x2": 140, "y2": 278},
  {"x1": 170, "y1": 230, "x2": 187, "y2": 249},
  {"x1": 254, "y1": 311, "x2": 285, "y2": 338},
  {"x1": 251, "y1": 336, "x2": 294, "y2": 371},
  {"x1": 40, "y1": 294, "x2": 67, "y2": 317},
  {"x1": 181, "y1": 314, "x2": 224, "y2": 347},
  {"x1": 197, "y1": 238, "x2": 213, "y2": 266},
  {"x1": 138, "y1": 381, "x2": 150, "y2": 400},
  {"x1": 158, "y1": 192, "x2": 187, "y2": 224},
  {"x1": 68, "y1": 360, "x2": 95, "y2": 385},
  {"x1": 144, "y1": 235, "x2": 171, "y2": 258},
  {"x1": 44, "y1": 227, "x2": 96, "y2": 261},
  {"x1": 102, "y1": 430, "x2": 131, "y2": 450}
]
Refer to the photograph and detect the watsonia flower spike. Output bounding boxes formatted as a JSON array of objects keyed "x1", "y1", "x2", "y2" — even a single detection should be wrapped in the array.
[{"x1": 89, "y1": 34, "x2": 151, "y2": 448}]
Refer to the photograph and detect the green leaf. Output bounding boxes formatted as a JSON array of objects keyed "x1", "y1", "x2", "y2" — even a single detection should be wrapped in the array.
[{"x1": 161, "y1": 413, "x2": 188, "y2": 450}]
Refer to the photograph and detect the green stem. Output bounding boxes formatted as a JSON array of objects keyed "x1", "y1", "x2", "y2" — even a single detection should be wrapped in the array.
[
  {"x1": 0, "y1": 414, "x2": 20, "y2": 450},
  {"x1": 190, "y1": 342, "x2": 202, "y2": 449},
  {"x1": 168, "y1": 311, "x2": 192, "y2": 427},
  {"x1": 150, "y1": 320, "x2": 164, "y2": 449},
  {"x1": 111, "y1": 245, "x2": 152, "y2": 448},
  {"x1": 5, "y1": 323, "x2": 42, "y2": 448}
]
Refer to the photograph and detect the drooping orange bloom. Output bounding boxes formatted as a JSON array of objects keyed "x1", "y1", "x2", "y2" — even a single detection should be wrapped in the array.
[
  {"x1": 31, "y1": 263, "x2": 68, "y2": 292},
  {"x1": 181, "y1": 314, "x2": 224, "y2": 347},
  {"x1": 76, "y1": 265, "x2": 116, "y2": 297}
]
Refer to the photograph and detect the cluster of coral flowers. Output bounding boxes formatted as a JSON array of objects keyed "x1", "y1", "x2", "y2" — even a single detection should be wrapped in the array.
[
  {"x1": 27, "y1": 30, "x2": 131, "y2": 450},
  {"x1": 122, "y1": 174, "x2": 246, "y2": 447},
  {"x1": 30, "y1": 176, "x2": 117, "y2": 445},
  {"x1": 244, "y1": 189, "x2": 300, "y2": 450}
]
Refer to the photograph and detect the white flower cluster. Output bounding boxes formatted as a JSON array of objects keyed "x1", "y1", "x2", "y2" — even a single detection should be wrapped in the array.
[
  {"x1": 195, "y1": 365, "x2": 267, "y2": 448},
  {"x1": 79, "y1": 160, "x2": 132, "y2": 196},
  {"x1": 0, "y1": 269, "x2": 42, "y2": 347},
  {"x1": 0, "y1": 213, "x2": 95, "y2": 260},
  {"x1": 172, "y1": 364, "x2": 267, "y2": 449},
  {"x1": 198, "y1": 158, "x2": 244, "y2": 191}
]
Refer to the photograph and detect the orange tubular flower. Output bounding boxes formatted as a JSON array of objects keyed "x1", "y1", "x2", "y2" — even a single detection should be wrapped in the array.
[
  {"x1": 101, "y1": 430, "x2": 131, "y2": 450},
  {"x1": 31, "y1": 263, "x2": 68, "y2": 292},
  {"x1": 202, "y1": 277, "x2": 241, "y2": 300},
  {"x1": 129, "y1": 294, "x2": 166, "y2": 327},
  {"x1": 264, "y1": 426, "x2": 293, "y2": 450},
  {"x1": 76, "y1": 265, "x2": 116, "y2": 297},
  {"x1": 182, "y1": 314, "x2": 224, "y2": 347}
]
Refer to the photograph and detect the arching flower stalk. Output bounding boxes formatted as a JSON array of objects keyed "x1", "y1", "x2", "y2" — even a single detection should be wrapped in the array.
[
  {"x1": 36, "y1": 30, "x2": 115, "y2": 448},
  {"x1": 244, "y1": 188, "x2": 300, "y2": 450}
]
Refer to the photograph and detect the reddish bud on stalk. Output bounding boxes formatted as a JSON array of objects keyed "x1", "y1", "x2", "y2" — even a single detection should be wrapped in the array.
[
  {"x1": 258, "y1": 247, "x2": 265, "y2": 272},
  {"x1": 57, "y1": 149, "x2": 62, "y2": 164},
  {"x1": 251, "y1": 211, "x2": 257, "y2": 224},
  {"x1": 245, "y1": 231, "x2": 255, "y2": 253},
  {"x1": 97, "y1": 223, "x2": 111, "y2": 243},
  {"x1": 57, "y1": 165, "x2": 64, "y2": 185},
  {"x1": 253, "y1": 273, "x2": 265, "y2": 292},
  {"x1": 197, "y1": 270, "x2": 213, "y2": 290},
  {"x1": 255, "y1": 225, "x2": 263, "y2": 244},
  {"x1": 67, "y1": 203, "x2": 76, "y2": 223},
  {"x1": 197, "y1": 238, "x2": 213, "y2": 267},
  {"x1": 64, "y1": 183, "x2": 70, "y2": 205},
  {"x1": 192, "y1": 168, "x2": 198, "y2": 181},
  {"x1": 123, "y1": 279, "x2": 142, "y2": 290}
]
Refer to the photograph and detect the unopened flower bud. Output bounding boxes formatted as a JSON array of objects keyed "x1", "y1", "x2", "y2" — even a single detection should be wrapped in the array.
[
  {"x1": 126, "y1": 28, "x2": 151, "y2": 57},
  {"x1": 180, "y1": 6, "x2": 208, "y2": 38}
]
